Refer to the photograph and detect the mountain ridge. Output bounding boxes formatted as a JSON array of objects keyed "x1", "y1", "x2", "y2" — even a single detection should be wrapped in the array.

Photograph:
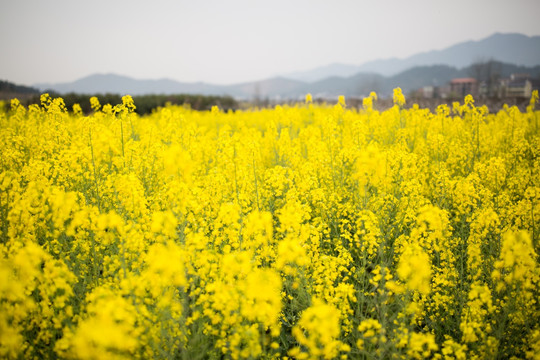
[
  {"x1": 31, "y1": 33, "x2": 540, "y2": 99},
  {"x1": 32, "y1": 61, "x2": 540, "y2": 99},
  {"x1": 284, "y1": 33, "x2": 540, "y2": 82}
]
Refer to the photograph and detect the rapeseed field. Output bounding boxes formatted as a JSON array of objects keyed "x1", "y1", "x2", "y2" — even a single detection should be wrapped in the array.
[{"x1": 0, "y1": 90, "x2": 538, "y2": 359}]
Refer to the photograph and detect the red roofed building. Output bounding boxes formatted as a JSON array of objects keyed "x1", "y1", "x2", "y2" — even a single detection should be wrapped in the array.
[{"x1": 450, "y1": 78, "x2": 478, "y2": 98}]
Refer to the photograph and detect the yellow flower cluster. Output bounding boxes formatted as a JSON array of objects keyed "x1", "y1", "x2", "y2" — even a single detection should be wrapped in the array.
[
  {"x1": 291, "y1": 298, "x2": 349, "y2": 359},
  {"x1": 0, "y1": 90, "x2": 538, "y2": 359}
]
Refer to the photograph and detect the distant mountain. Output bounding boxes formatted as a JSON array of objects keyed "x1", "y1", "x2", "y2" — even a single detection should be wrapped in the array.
[
  {"x1": 382, "y1": 62, "x2": 540, "y2": 95},
  {"x1": 285, "y1": 33, "x2": 540, "y2": 82},
  {"x1": 32, "y1": 32, "x2": 540, "y2": 100},
  {"x1": 296, "y1": 62, "x2": 540, "y2": 98},
  {"x1": 35, "y1": 73, "x2": 231, "y2": 96},
  {"x1": 358, "y1": 33, "x2": 540, "y2": 76},
  {"x1": 284, "y1": 63, "x2": 368, "y2": 83},
  {"x1": 34, "y1": 74, "x2": 306, "y2": 99},
  {"x1": 293, "y1": 73, "x2": 385, "y2": 98},
  {"x1": 385, "y1": 65, "x2": 460, "y2": 91},
  {"x1": 226, "y1": 77, "x2": 306, "y2": 98},
  {"x1": 32, "y1": 61, "x2": 540, "y2": 100}
]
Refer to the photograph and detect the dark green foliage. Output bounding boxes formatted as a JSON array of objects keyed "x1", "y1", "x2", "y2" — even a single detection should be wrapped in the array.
[{"x1": 21, "y1": 93, "x2": 238, "y2": 115}]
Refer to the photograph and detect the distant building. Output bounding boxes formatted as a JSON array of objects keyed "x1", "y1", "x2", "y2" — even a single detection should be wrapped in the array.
[
  {"x1": 437, "y1": 85, "x2": 451, "y2": 99},
  {"x1": 418, "y1": 86, "x2": 434, "y2": 99},
  {"x1": 500, "y1": 74, "x2": 540, "y2": 98},
  {"x1": 413, "y1": 73, "x2": 539, "y2": 102},
  {"x1": 450, "y1": 78, "x2": 478, "y2": 98}
]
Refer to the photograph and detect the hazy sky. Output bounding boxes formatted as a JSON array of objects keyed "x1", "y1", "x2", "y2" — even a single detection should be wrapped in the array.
[{"x1": 1, "y1": 0, "x2": 539, "y2": 86}]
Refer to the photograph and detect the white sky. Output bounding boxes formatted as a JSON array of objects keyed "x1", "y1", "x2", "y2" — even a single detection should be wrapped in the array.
[{"x1": 1, "y1": 0, "x2": 539, "y2": 86}]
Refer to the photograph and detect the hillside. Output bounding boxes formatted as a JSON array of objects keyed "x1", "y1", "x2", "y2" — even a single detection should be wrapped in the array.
[
  {"x1": 27, "y1": 32, "x2": 540, "y2": 99},
  {"x1": 285, "y1": 33, "x2": 540, "y2": 82},
  {"x1": 31, "y1": 61, "x2": 540, "y2": 100},
  {"x1": 0, "y1": 80, "x2": 40, "y2": 100}
]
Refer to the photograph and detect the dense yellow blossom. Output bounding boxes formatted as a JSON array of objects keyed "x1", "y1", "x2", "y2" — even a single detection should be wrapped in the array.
[
  {"x1": 397, "y1": 241, "x2": 431, "y2": 295},
  {"x1": 0, "y1": 91, "x2": 538, "y2": 359},
  {"x1": 292, "y1": 298, "x2": 348, "y2": 359}
]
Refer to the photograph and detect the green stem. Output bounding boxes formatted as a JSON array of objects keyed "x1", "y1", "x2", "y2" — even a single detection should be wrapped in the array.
[
  {"x1": 89, "y1": 129, "x2": 101, "y2": 211},
  {"x1": 253, "y1": 154, "x2": 260, "y2": 211}
]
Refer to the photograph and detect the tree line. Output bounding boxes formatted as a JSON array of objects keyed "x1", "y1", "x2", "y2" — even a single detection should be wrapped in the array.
[
  {"x1": 0, "y1": 85, "x2": 239, "y2": 114},
  {"x1": 32, "y1": 93, "x2": 239, "y2": 114}
]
